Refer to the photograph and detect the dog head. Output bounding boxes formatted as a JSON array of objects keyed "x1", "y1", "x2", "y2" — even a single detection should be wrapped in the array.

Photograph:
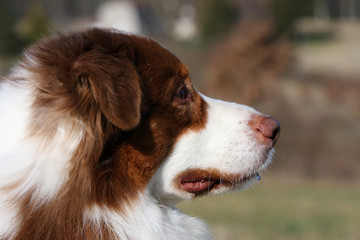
[{"x1": 22, "y1": 28, "x2": 279, "y2": 207}]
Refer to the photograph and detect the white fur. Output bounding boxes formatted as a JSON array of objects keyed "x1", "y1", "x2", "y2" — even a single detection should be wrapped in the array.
[
  {"x1": 0, "y1": 79, "x2": 34, "y2": 237},
  {"x1": 0, "y1": 70, "x2": 84, "y2": 238},
  {"x1": 0, "y1": 79, "x2": 82, "y2": 198},
  {"x1": 84, "y1": 191, "x2": 212, "y2": 240},
  {"x1": 150, "y1": 95, "x2": 274, "y2": 206}
]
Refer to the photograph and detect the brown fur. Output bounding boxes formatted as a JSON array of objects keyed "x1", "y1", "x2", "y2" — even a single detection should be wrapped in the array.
[{"x1": 11, "y1": 28, "x2": 208, "y2": 239}]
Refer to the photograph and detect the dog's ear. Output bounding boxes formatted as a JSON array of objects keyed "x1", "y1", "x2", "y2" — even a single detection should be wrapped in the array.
[{"x1": 73, "y1": 48, "x2": 141, "y2": 131}]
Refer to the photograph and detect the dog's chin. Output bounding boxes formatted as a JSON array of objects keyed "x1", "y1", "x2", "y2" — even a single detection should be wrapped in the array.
[{"x1": 175, "y1": 152, "x2": 274, "y2": 199}]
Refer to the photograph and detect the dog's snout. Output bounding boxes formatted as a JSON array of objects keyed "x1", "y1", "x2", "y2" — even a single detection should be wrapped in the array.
[{"x1": 256, "y1": 116, "x2": 280, "y2": 144}]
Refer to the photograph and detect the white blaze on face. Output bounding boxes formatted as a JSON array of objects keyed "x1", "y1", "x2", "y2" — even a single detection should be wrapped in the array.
[{"x1": 150, "y1": 94, "x2": 275, "y2": 205}]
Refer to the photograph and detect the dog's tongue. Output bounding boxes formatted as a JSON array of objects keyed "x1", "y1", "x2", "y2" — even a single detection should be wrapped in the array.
[{"x1": 180, "y1": 178, "x2": 216, "y2": 194}]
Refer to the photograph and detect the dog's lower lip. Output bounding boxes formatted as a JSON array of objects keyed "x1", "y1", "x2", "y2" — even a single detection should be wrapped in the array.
[
  {"x1": 180, "y1": 178, "x2": 217, "y2": 194},
  {"x1": 179, "y1": 172, "x2": 261, "y2": 195}
]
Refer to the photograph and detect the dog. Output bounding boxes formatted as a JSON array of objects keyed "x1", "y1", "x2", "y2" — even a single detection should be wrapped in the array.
[{"x1": 0, "y1": 28, "x2": 280, "y2": 240}]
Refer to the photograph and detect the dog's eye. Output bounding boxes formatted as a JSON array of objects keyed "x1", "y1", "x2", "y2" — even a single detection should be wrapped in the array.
[
  {"x1": 174, "y1": 86, "x2": 191, "y2": 104},
  {"x1": 178, "y1": 87, "x2": 188, "y2": 99}
]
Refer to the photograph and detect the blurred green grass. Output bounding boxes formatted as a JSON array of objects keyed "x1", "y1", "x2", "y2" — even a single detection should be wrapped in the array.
[{"x1": 177, "y1": 178, "x2": 360, "y2": 240}]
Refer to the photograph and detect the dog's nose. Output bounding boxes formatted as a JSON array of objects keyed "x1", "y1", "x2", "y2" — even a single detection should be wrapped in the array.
[{"x1": 256, "y1": 116, "x2": 280, "y2": 144}]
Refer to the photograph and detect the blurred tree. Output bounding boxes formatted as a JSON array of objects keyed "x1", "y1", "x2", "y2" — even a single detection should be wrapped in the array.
[
  {"x1": 201, "y1": 20, "x2": 293, "y2": 105},
  {"x1": 268, "y1": 0, "x2": 314, "y2": 37},
  {"x1": 0, "y1": 1, "x2": 51, "y2": 58},
  {"x1": 16, "y1": 2, "x2": 52, "y2": 45},
  {"x1": 0, "y1": 1, "x2": 25, "y2": 56},
  {"x1": 198, "y1": 0, "x2": 237, "y2": 43}
]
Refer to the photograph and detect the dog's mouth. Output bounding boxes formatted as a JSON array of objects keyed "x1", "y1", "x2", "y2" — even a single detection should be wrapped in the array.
[{"x1": 177, "y1": 169, "x2": 260, "y2": 196}]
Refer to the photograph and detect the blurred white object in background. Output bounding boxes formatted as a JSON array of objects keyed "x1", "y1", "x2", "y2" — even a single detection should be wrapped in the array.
[
  {"x1": 95, "y1": 1, "x2": 142, "y2": 34},
  {"x1": 173, "y1": 3, "x2": 197, "y2": 41}
]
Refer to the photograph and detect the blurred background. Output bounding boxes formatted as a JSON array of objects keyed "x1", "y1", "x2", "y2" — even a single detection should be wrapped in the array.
[{"x1": 0, "y1": 0, "x2": 359, "y2": 239}]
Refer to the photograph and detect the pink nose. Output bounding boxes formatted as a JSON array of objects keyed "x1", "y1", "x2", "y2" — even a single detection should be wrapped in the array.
[{"x1": 256, "y1": 116, "x2": 280, "y2": 143}]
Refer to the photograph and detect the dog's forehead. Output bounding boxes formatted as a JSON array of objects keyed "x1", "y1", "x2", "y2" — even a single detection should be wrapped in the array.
[
  {"x1": 128, "y1": 35, "x2": 189, "y2": 102},
  {"x1": 131, "y1": 36, "x2": 187, "y2": 75}
]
